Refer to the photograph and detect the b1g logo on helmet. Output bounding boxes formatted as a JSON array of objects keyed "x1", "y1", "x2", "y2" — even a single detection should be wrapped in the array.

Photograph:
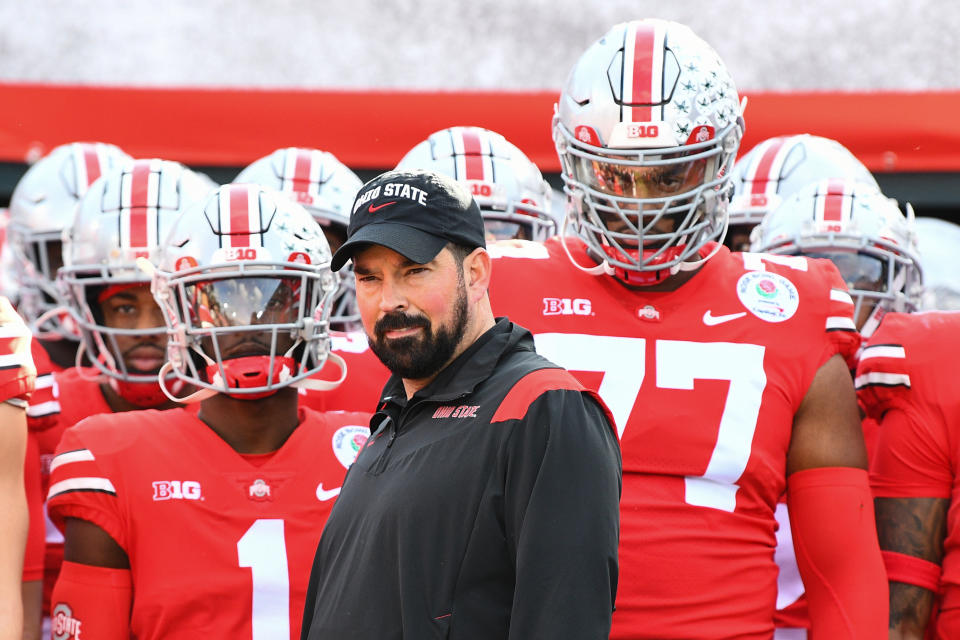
[
  {"x1": 542, "y1": 298, "x2": 592, "y2": 316},
  {"x1": 152, "y1": 480, "x2": 203, "y2": 501},
  {"x1": 51, "y1": 603, "x2": 82, "y2": 640}
]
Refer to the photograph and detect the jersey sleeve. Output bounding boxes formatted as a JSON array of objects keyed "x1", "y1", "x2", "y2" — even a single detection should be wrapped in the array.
[
  {"x1": 854, "y1": 327, "x2": 911, "y2": 421},
  {"x1": 814, "y1": 259, "x2": 861, "y2": 369},
  {"x1": 26, "y1": 340, "x2": 59, "y2": 430},
  {"x1": 0, "y1": 296, "x2": 35, "y2": 404},
  {"x1": 870, "y1": 406, "x2": 952, "y2": 499},
  {"x1": 46, "y1": 424, "x2": 127, "y2": 550}
]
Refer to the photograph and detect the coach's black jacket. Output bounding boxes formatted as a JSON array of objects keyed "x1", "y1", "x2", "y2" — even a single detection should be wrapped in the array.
[{"x1": 301, "y1": 318, "x2": 621, "y2": 640}]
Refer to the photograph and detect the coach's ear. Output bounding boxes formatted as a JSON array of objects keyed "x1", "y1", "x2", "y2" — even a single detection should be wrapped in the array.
[{"x1": 464, "y1": 247, "x2": 492, "y2": 302}]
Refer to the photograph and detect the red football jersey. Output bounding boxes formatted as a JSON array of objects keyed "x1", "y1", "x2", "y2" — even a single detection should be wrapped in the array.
[
  {"x1": 857, "y1": 310, "x2": 960, "y2": 637},
  {"x1": 47, "y1": 406, "x2": 371, "y2": 640},
  {"x1": 299, "y1": 329, "x2": 390, "y2": 413},
  {"x1": 488, "y1": 238, "x2": 859, "y2": 639},
  {"x1": 26, "y1": 338, "x2": 64, "y2": 430},
  {"x1": 35, "y1": 368, "x2": 124, "y2": 616}
]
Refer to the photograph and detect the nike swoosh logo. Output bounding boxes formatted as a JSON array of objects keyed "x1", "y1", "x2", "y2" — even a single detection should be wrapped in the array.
[
  {"x1": 702, "y1": 310, "x2": 747, "y2": 326},
  {"x1": 368, "y1": 201, "x2": 397, "y2": 213},
  {"x1": 316, "y1": 484, "x2": 341, "y2": 501}
]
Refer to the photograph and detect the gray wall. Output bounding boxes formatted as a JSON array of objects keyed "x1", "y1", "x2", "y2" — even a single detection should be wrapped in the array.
[{"x1": 2, "y1": 0, "x2": 955, "y2": 91}]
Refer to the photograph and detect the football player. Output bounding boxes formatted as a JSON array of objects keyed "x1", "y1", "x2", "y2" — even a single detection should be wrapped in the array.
[
  {"x1": 750, "y1": 178, "x2": 922, "y2": 637},
  {"x1": 486, "y1": 19, "x2": 887, "y2": 638},
  {"x1": 854, "y1": 215, "x2": 959, "y2": 637},
  {"x1": 0, "y1": 296, "x2": 35, "y2": 640},
  {"x1": 727, "y1": 134, "x2": 879, "y2": 251},
  {"x1": 21, "y1": 158, "x2": 215, "y2": 635},
  {"x1": 46, "y1": 184, "x2": 370, "y2": 639},
  {"x1": 914, "y1": 216, "x2": 960, "y2": 311},
  {"x1": 856, "y1": 308, "x2": 959, "y2": 637},
  {"x1": 394, "y1": 126, "x2": 558, "y2": 243},
  {"x1": 5, "y1": 141, "x2": 132, "y2": 639},
  {"x1": 234, "y1": 148, "x2": 390, "y2": 413}
]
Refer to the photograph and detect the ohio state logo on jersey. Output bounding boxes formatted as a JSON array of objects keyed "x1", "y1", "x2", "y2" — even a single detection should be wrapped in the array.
[
  {"x1": 152, "y1": 480, "x2": 203, "y2": 501},
  {"x1": 542, "y1": 298, "x2": 593, "y2": 316},
  {"x1": 51, "y1": 603, "x2": 82, "y2": 640},
  {"x1": 248, "y1": 478, "x2": 272, "y2": 501}
]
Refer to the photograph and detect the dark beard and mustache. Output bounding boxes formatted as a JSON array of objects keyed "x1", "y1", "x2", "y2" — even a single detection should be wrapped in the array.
[{"x1": 367, "y1": 284, "x2": 469, "y2": 381}]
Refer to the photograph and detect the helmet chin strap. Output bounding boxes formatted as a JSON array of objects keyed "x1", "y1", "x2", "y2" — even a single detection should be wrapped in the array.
[
  {"x1": 293, "y1": 352, "x2": 347, "y2": 391},
  {"x1": 157, "y1": 361, "x2": 217, "y2": 404},
  {"x1": 31, "y1": 305, "x2": 77, "y2": 341},
  {"x1": 559, "y1": 213, "x2": 607, "y2": 276}
]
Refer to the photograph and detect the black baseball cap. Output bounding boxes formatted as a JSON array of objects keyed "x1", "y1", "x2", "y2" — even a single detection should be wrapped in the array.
[{"x1": 330, "y1": 169, "x2": 486, "y2": 271}]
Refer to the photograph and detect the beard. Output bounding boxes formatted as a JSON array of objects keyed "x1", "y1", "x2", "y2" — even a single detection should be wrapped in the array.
[{"x1": 367, "y1": 284, "x2": 469, "y2": 381}]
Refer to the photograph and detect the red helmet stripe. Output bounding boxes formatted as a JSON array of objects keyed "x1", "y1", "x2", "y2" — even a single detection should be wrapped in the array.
[
  {"x1": 226, "y1": 184, "x2": 251, "y2": 247},
  {"x1": 623, "y1": 22, "x2": 664, "y2": 123},
  {"x1": 81, "y1": 144, "x2": 102, "y2": 186},
  {"x1": 460, "y1": 129, "x2": 485, "y2": 181},
  {"x1": 290, "y1": 148, "x2": 314, "y2": 193},
  {"x1": 749, "y1": 137, "x2": 788, "y2": 195},
  {"x1": 820, "y1": 179, "x2": 850, "y2": 222},
  {"x1": 128, "y1": 161, "x2": 152, "y2": 248}
]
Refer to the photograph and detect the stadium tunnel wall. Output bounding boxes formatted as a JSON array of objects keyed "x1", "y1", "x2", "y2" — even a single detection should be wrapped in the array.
[{"x1": 0, "y1": 83, "x2": 957, "y2": 219}]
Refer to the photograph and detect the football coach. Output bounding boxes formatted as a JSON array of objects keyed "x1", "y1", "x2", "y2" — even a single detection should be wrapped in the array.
[{"x1": 301, "y1": 169, "x2": 621, "y2": 640}]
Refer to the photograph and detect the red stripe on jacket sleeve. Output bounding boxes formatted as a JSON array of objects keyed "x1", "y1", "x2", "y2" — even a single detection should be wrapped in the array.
[{"x1": 490, "y1": 368, "x2": 617, "y2": 439}]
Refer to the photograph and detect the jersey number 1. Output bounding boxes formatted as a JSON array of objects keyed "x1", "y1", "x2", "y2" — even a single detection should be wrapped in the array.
[{"x1": 238, "y1": 519, "x2": 290, "y2": 639}]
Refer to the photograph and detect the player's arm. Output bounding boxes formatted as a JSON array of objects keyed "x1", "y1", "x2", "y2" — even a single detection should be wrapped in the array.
[
  {"x1": 48, "y1": 425, "x2": 133, "y2": 640},
  {"x1": 501, "y1": 382, "x2": 621, "y2": 639},
  {"x1": 0, "y1": 402, "x2": 27, "y2": 640},
  {"x1": 49, "y1": 518, "x2": 132, "y2": 640},
  {"x1": 867, "y1": 402, "x2": 952, "y2": 639},
  {"x1": 21, "y1": 430, "x2": 43, "y2": 640},
  {"x1": 875, "y1": 495, "x2": 947, "y2": 640},
  {"x1": 785, "y1": 353, "x2": 888, "y2": 638}
]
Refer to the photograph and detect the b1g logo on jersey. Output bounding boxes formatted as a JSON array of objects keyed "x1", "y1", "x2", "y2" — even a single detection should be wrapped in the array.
[
  {"x1": 152, "y1": 480, "x2": 203, "y2": 501},
  {"x1": 332, "y1": 425, "x2": 370, "y2": 469},
  {"x1": 51, "y1": 603, "x2": 82, "y2": 640},
  {"x1": 736, "y1": 271, "x2": 800, "y2": 323},
  {"x1": 542, "y1": 298, "x2": 592, "y2": 316}
]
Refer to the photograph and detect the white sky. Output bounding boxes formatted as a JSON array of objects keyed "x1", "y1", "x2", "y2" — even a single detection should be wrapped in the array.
[{"x1": 3, "y1": 0, "x2": 955, "y2": 91}]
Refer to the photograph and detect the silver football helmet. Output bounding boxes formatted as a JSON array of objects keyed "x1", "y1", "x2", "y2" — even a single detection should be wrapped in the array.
[
  {"x1": 727, "y1": 134, "x2": 879, "y2": 250},
  {"x1": 554, "y1": 19, "x2": 743, "y2": 286},
  {"x1": 149, "y1": 183, "x2": 344, "y2": 402},
  {"x1": 59, "y1": 159, "x2": 216, "y2": 406},
  {"x1": 751, "y1": 179, "x2": 922, "y2": 333},
  {"x1": 7, "y1": 142, "x2": 133, "y2": 336},
  {"x1": 234, "y1": 147, "x2": 363, "y2": 331},
  {"x1": 914, "y1": 216, "x2": 960, "y2": 310},
  {"x1": 395, "y1": 126, "x2": 557, "y2": 242}
]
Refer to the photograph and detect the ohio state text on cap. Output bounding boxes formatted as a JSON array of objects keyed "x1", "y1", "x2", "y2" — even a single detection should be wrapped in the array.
[{"x1": 330, "y1": 169, "x2": 485, "y2": 271}]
